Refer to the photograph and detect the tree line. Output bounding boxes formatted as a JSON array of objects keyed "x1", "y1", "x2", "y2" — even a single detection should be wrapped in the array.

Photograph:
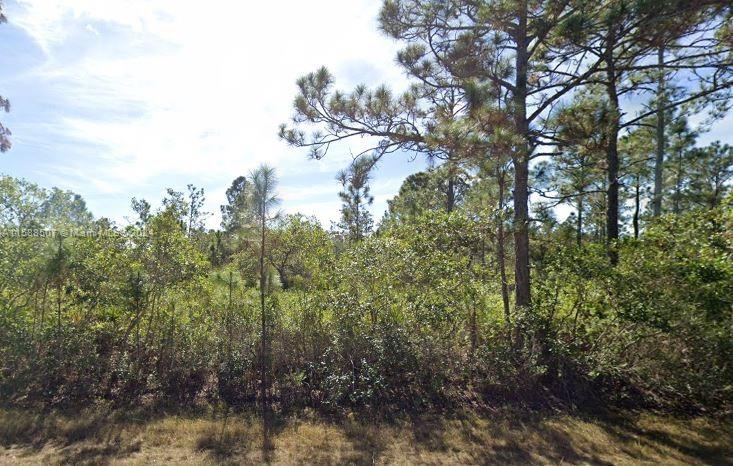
[{"x1": 280, "y1": 0, "x2": 732, "y2": 303}]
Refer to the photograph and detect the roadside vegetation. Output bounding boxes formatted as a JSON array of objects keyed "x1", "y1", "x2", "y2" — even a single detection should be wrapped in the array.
[{"x1": 1, "y1": 0, "x2": 732, "y2": 463}]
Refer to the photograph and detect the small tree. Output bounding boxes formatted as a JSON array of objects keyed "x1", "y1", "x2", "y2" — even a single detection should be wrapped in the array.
[
  {"x1": 683, "y1": 141, "x2": 733, "y2": 210},
  {"x1": 247, "y1": 164, "x2": 280, "y2": 413},
  {"x1": 186, "y1": 184, "x2": 206, "y2": 237},
  {"x1": 220, "y1": 176, "x2": 249, "y2": 232},
  {"x1": 537, "y1": 89, "x2": 607, "y2": 246},
  {"x1": 336, "y1": 156, "x2": 376, "y2": 242}
]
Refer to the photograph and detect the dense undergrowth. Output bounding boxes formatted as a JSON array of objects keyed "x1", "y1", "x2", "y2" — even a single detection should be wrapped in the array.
[{"x1": 1, "y1": 179, "x2": 731, "y2": 416}]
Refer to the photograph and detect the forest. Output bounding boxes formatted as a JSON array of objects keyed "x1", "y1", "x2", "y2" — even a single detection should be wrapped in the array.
[{"x1": 1, "y1": 0, "x2": 733, "y2": 464}]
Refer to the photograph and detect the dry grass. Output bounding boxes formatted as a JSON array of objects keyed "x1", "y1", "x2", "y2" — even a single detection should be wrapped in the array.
[{"x1": 0, "y1": 407, "x2": 730, "y2": 465}]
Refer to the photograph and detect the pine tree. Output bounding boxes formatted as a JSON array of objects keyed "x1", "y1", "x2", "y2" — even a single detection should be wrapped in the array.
[
  {"x1": 336, "y1": 156, "x2": 375, "y2": 242},
  {"x1": 247, "y1": 164, "x2": 280, "y2": 416},
  {"x1": 220, "y1": 176, "x2": 249, "y2": 232}
]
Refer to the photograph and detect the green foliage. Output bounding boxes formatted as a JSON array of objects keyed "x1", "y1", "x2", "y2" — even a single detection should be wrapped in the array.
[
  {"x1": 267, "y1": 214, "x2": 335, "y2": 290},
  {"x1": 336, "y1": 156, "x2": 376, "y2": 242},
  {"x1": 1, "y1": 173, "x2": 732, "y2": 413},
  {"x1": 526, "y1": 199, "x2": 733, "y2": 408},
  {"x1": 382, "y1": 164, "x2": 471, "y2": 227},
  {"x1": 220, "y1": 175, "x2": 249, "y2": 232}
]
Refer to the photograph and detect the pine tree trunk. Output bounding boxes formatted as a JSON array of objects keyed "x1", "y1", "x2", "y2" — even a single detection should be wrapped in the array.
[
  {"x1": 633, "y1": 175, "x2": 640, "y2": 239},
  {"x1": 354, "y1": 200, "x2": 360, "y2": 241},
  {"x1": 605, "y1": 37, "x2": 620, "y2": 265},
  {"x1": 512, "y1": 0, "x2": 531, "y2": 308},
  {"x1": 496, "y1": 167, "x2": 511, "y2": 330},
  {"x1": 653, "y1": 45, "x2": 666, "y2": 216},
  {"x1": 577, "y1": 196, "x2": 583, "y2": 246},
  {"x1": 446, "y1": 175, "x2": 456, "y2": 213},
  {"x1": 674, "y1": 147, "x2": 683, "y2": 214},
  {"x1": 260, "y1": 203, "x2": 268, "y2": 413}
]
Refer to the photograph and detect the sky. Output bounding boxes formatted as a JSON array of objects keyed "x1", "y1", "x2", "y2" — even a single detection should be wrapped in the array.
[
  {"x1": 1, "y1": 1, "x2": 731, "y2": 230},
  {"x1": 0, "y1": 0, "x2": 427, "y2": 228}
]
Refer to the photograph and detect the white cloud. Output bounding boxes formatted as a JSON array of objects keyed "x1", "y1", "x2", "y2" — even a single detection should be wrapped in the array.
[{"x1": 8, "y1": 0, "x2": 413, "y2": 225}]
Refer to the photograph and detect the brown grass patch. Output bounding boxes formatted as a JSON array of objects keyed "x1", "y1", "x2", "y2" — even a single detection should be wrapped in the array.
[{"x1": 0, "y1": 407, "x2": 730, "y2": 465}]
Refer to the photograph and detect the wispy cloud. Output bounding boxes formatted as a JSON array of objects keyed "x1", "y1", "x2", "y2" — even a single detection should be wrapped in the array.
[{"x1": 4, "y1": 0, "x2": 416, "y2": 226}]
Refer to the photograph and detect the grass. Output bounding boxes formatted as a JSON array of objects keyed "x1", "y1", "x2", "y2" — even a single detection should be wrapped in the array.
[{"x1": 0, "y1": 406, "x2": 731, "y2": 465}]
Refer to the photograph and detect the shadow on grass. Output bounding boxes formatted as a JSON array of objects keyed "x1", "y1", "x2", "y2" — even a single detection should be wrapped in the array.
[
  {"x1": 196, "y1": 426, "x2": 249, "y2": 459},
  {"x1": 1, "y1": 405, "x2": 731, "y2": 465},
  {"x1": 593, "y1": 411, "x2": 733, "y2": 466},
  {"x1": 401, "y1": 408, "x2": 731, "y2": 465},
  {"x1": 340, "y1": 418, "x2": 391, "y2": 465},
  {"x1": 193, "y1": 405, "x2": 288, "y2": 463},
  {"x1": 57, "y1": 437, "x2": 142, "y2": 465},
  {"x1": 0, "y1": 407, "x2": 109, "y2": 447}
]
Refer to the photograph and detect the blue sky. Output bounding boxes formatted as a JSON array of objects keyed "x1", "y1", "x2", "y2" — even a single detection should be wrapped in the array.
[
  {"x1": 1, "y1": 1, "x2": 730, "y2": 229},
  {"x1": 0, "y1": 0, "x2": 427, "y2": 228}
]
